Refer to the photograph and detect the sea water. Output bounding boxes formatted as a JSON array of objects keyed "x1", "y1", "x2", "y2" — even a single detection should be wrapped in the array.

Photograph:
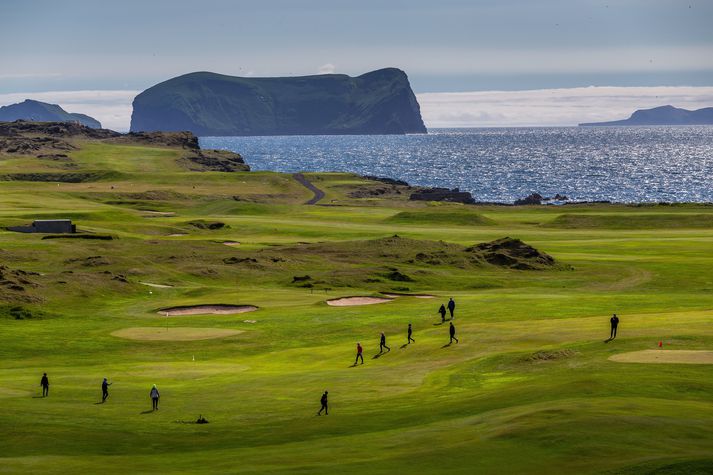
[{"x1": 201, "y1": 126, "x2": 713, "y2": 203}]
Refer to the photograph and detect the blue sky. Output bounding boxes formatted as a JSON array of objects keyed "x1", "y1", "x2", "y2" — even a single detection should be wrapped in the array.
[{"x1": 1, "y1": 0, "x2": 712, "y2": 129}]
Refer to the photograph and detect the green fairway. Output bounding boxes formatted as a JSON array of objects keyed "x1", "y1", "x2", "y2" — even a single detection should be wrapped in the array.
[{"x1": 2, "y1": 137, "x2": 713, "y2": 474}]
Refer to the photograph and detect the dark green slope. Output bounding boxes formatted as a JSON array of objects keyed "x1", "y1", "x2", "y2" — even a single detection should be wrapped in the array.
[
  {"x1": 130, "y1": 68, "x2": 427, "y2": 136},
  {"x1": 0, "y1": 99, "x2": 101, "y2": 128}
]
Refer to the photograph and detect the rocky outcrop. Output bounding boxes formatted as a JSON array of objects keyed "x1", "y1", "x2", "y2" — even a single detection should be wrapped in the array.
[
  {"x1": 0, "y1": 100, "x2": 102, "y2": 128},
  {"x1": 409, "y1": 187, "x2": 475, "y2": 204},
  {"x1": 130, "y1": 68, "x2": 427, "y2": 136},
  {"x1": 466, "y1": 237, "x2": 557, "y2": 270}
]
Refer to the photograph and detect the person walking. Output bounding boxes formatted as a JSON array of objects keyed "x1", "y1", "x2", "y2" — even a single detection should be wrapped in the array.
[
  {"x1": 40, "y1": 373, "x2": 49, "y2": 397},
  {"x1": 380, "y1": 332, "x2": 391, "y2": 353},
  {"x1": 448, "y1": 298, "x2": 456, "y2": 319},
  {"x1": 449, "y1": 321, "x2": 459, "y2": 344},
  {"x1": 317, "y1": 390, "x2": 328, "y2": 416},
  {"x1": 101, "y1": 378, "x2": 112, "y2": 403},
  {"x1": 150, "y1": 384, "x2": 160, "y2": 411},
  {"x1": 610, "y1": 314, "x2": 620, "y2": 340},
  {"x1": 407, "y1": 323, "x2": 415, "y2": 344},
  {"x1": 354, "y1": 342, "x2": 364, "y2": 365},
  {"x1": 438, "y1": 304, "x2": 447, "y2": 323}
]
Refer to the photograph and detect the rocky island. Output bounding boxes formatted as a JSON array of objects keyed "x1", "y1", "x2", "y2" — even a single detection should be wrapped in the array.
[
  {"x1": 130, "y1": 68, "x2": 427, "y2": 136},
  {"x1": 579, "y1": 105, "x2": 713, "y2": 126},
  {"x1": 0, "y1": 99, "x2": 101, "y2": 128}
]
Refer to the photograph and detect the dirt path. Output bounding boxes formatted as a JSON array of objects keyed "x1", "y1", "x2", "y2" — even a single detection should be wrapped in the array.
[{"x1": 293, "y1": 173, "x2": 325, "y2": 205}]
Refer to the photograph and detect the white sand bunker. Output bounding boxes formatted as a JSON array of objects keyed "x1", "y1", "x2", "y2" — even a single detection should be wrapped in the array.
[
  {"x1": 609, "y1": 350, "x2": 713, "y2": 365},
  {"x1": 381, "y1": 292, "x2": 435, "y2": 299},
  {"x1": 158, "y1": 304, "x2": 258, "y2": 316},
  {"x1": 112, "y1": 327, "x2": 243, "y2": 341},
  {"x1": 222, "y1": 241, "x2": 241, "y2": 247},
  {"x1": 327, "y1": 296, "x2": 393, "y2": 306},
  {"x1": 140, "y1": 282, "x2": 174, "y2": 288}
]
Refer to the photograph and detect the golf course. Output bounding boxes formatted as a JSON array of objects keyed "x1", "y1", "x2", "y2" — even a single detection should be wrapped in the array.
[{"x1": 2, "y1": 125, "x2": 713, "y2": 474}]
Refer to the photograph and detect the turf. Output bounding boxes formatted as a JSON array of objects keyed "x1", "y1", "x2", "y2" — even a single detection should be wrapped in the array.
[{"x1": 1, "y1": 139, "x2": 713, "y2": 474}]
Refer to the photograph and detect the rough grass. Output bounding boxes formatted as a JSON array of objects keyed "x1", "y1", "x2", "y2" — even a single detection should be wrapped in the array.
[{"x1": 547, "y1": 212, "x2": 713, "y2": 229}]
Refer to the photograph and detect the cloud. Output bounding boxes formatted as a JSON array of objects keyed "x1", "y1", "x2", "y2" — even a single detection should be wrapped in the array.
[
  {"x1": 417, "y1": 86, "x2": 713, "y2": 127},
  {"x1": 318, "y1": 63, "x2": 336, "y2": 74},
  {"x1": 0, "y1": 90, "x2": 139, "y2": 131}
]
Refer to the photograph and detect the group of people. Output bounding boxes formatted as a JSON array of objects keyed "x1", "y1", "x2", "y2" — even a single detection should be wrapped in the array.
[
  {"x1": 438, "y1": 298, "x2": 456, "y2": 323},
  {"x1": 39, "y1": 375, "x2": 161, "y2": 411},
  {"x1": 352, "y1": 299, "x2": 460, "y2": 367}
]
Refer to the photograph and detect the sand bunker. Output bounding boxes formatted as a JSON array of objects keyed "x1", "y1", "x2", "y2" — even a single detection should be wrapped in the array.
[
  {"x1": 222, "y1": 241, "x2": 241, "y2": 247},
  {"x1": 140, "y1": 282, "x2": 173, "y2": 288},
  {"x1": 326, "y1": 296, "x2": 393, "y2": 306},
  {"x1": 157, "y1": 304, "x2": 258, "y2": 316},
  {"x1": 112, "y1": 327, "x2": 243, "y2": 341},
  {"x1": 167, "y1": 233, "x2": 186, "y2": 237},
  {"x1": 609, "y1": 350, "x2": 713, "y2": 365},
  {"x1": 381, "y1": 292, "x2": 435, "y2": 299}
]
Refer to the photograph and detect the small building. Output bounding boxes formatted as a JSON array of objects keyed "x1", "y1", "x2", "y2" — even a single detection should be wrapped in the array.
[{"x1": 7, "y1": 219, "x2": 76, "y2": 234}]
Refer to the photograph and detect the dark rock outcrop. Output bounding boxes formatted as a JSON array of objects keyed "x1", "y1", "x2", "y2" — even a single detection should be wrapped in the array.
[
  {"x1": 466, "y1": 237, "x2": 557, "y2": 270},
  {"x1": 130, "y1": 68, "x2": 427, "y2": 136},
  {"x1": 409, "y1": 187, "x2": 475, "y2": 204},
  {"x1": 0, "y1": 100, "x2": 102, "y2": 128},
  {"x1": 579, "y1": 105, "x2": 713, "y2": 126}
]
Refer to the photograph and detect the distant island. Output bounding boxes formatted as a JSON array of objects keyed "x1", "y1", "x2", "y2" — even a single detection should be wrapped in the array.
[
  {"x1": 130, "y1": 68, "x2": 427, "y2": 136},
  {"x1": 0, "y1": 99, "x2": 101, "y2": 128},
  {"x1": 579, "y1": 105, "x2": 713, "y2": 126}
]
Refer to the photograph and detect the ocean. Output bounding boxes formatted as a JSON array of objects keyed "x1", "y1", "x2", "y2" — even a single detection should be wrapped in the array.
[{"x1": 200, "y1": 126, "x2": 713, "y2": 203}]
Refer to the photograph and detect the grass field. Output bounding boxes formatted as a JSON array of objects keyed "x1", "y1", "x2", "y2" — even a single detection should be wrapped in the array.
[{"x1": 2, "y1": 138, "x2": 713, "y2": 474}]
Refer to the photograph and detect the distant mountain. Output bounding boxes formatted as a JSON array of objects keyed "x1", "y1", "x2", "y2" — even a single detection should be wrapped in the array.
[
  {"x1": 579, "y1": 105, "x2": 713, "y2": 126},
  {"x1": 130, "y1": 68, "x2": 427, "y2": 136},
  {"x1": 0, "y1": 99, "x2": 101, "y2": 128}
]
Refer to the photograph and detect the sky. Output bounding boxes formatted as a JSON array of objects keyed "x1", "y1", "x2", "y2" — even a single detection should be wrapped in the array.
[{"x1": 1, "y1": 0, "x2": 712, "y2": 130}]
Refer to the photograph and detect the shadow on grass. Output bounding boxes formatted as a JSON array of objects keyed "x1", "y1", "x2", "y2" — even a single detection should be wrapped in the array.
[
  {"x1": 441, "y1": 343, "x2": 452, "y2": 349},
  {"x1": 140, "y1": 409, "x2": 154, "y2": 414}
]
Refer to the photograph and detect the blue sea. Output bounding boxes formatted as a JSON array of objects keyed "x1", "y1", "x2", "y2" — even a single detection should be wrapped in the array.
[{"x1": 201, "y1": 127, "x2": 713, "y2": 203}]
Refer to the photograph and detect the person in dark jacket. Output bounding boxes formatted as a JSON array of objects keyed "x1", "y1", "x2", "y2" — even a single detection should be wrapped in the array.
[
  {"x1": 610, "y1": 314, "x2": 620, "y2": 340},
  {"x1": 150, "y1": 384, "x2": 160, "y2": 411},
  {"x1": 101, "y1": 378, "x2": 112, "y2": 403},
  {"x1": 449, "y1": 322, "x2": 459, "y2": 344},
  {"x1": 438, "y1": 304, "x2": 447, "y2": 323},
  {"x1": 448, "y1": 298, "x2": 456, "y2": 319},
  {"x1": 354, "y1": 342, "x2": 364, "y2": 365},
  {"x1": 380, "y1": 332, "x2": 391, "y2": 353},
  {"x1": 317, "y1": 390, "x2": 328, "y2": 416},
  {"x1": 40, "y1": 373, "x2": 49, "y2": 397},
  {"x1": 407, "y1": 323, "x2": 415, "y2": 344}
]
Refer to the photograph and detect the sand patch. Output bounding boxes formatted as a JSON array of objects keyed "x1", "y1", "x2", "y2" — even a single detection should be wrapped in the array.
[
  {"x1": 140, "y1": 282, "x2": 174, "y2": 288},
  {"x1": 112, "y1": 327, "x2": 243, "y2": 341},
  {"x1": 157, "y1": 304, "x2": 258, "y2": 316},
  {"x1": 167, "y1": 233, "x2": 186, "y2": 237},
  {"x1": 609, "y1": 350, "x2": 713, "y2": 365},
  {"x1": 222, "y1": 241, "x2": 241, "y2": 247},
  {"x1": 326, "y1": 296, "x2": 393, "y2": 306},
  {"x1": 381, "y1": 292, "x2": 435, "y2": 299}
]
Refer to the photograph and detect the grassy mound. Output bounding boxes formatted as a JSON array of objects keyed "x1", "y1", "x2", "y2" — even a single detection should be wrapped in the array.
[
  {"x1": 387, "y1": 210, "x2": 494, "y2": 226},
  {"x1": 465, "y1": 237, "x2": 558, "y2": 270},
  {"x1": 547, "y1": 213, "x2": 713, "y2": 229}
]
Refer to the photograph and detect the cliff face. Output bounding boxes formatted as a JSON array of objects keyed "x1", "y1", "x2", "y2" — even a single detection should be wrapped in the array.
[
  {"x1": 579, "y1": 105, "x2": 713, "y2": 126},
  {"x1": 130, "y1": 68, "x2": 427, "y2": 136},
  {"x1": 0, "y1": 100, "x2": 102, "y2": 128}
]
